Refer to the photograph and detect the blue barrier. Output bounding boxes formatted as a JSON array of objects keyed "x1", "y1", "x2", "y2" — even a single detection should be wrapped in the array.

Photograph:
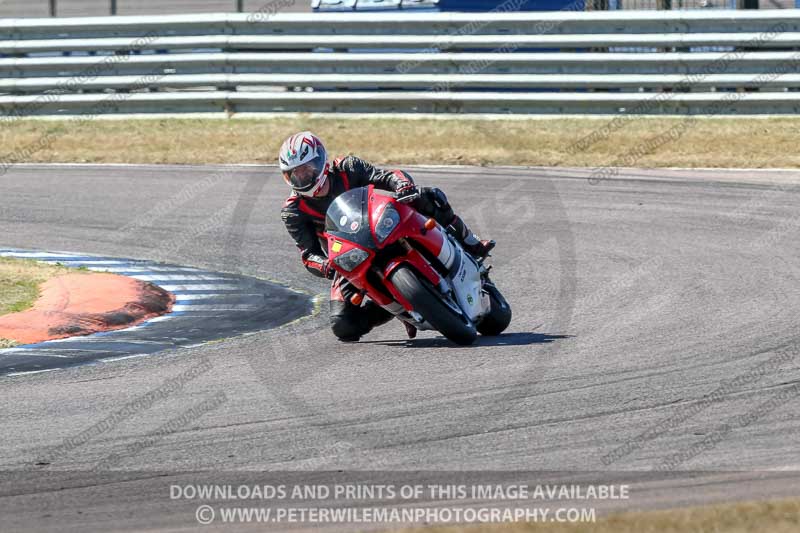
[
  {"x1": 435, "y1": 0, "x2": 585, "y2": 10},
  {"x1": 313, "y1": 0, "x2": 586, "y2": 11}
]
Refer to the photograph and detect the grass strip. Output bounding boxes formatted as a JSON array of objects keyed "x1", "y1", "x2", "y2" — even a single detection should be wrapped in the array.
[
  {"x1": 2, "y1": 117, "x2": 799, "y2": 169},
  {"x1": 401, "y1": 497, "x2": 800, "y2": 533},
  {"x1": 0, "y1": 257, "x2": 74, "y2": 317}
]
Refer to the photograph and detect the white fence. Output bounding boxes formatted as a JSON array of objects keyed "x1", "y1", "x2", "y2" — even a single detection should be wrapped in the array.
[{"x1": 2, "y1": 10, "x2": 800, "y2": 116}]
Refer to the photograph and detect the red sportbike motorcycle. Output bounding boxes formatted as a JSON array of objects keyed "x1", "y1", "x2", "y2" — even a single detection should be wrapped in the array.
[{"x1": 324, "y1": 185, "x2": 512, "y2": 345}]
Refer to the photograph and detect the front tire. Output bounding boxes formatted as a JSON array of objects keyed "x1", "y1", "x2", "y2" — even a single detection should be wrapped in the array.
[{"x1": 390, "y1": 266, "x2": 477, "y2": 345}]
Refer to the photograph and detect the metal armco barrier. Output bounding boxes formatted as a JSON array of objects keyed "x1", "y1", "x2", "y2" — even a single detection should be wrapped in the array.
[{"x1": 2, "y1": 10, "x2": 800, "y2": 116}]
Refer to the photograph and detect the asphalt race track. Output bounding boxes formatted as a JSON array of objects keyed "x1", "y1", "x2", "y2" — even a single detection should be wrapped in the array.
[{"x1": 1, "y1": 164, "x2": 800, "y2": 530}]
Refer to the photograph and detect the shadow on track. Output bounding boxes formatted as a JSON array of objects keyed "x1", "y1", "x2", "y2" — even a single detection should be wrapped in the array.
[{"x1": 363, "y1": 332, "x2": 571, "y2": 349}]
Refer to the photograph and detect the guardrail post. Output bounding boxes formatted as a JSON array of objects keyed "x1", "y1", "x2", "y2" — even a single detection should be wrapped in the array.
[
  {"x1": 49, "y1": 0, "x2": 56, "y2": 16},
  {"x1": 237, "y1": 0, "x2": 244, "y2": 11},
  {"x1": 110, "y1": 0, "x2": 117, "y2": 15}
]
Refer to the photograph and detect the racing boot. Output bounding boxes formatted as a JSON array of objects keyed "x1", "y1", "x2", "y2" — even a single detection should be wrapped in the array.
[{"x1": 448, "y1": 215, "x2": 495, "y2": 259}]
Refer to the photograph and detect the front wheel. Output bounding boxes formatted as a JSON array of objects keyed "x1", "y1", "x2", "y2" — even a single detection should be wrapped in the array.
[{"x1": 390, "y1": 266, "x2": 477, "y2": 345}]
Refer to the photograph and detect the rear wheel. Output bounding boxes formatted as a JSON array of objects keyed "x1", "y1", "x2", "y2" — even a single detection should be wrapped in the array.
[
  {"x1": 477, "y1": 282, "x2": 512, "y2": 336},
  {"x1": 390, "y1": 266, "x2": 477, "y2": 346}
]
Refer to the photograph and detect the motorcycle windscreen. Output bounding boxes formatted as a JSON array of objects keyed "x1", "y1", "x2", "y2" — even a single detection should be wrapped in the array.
[{"x1": 324, "y1": 187, "x2": 376, "y2": 250}]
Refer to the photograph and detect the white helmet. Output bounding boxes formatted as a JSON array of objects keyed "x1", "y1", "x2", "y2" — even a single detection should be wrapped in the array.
[{"x1": 278, "y1": 131, "x2": 329, "y2": 197}]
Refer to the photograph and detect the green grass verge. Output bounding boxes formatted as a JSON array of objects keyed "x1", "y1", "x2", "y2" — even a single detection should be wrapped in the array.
[
  {"x1": 0, "y1": 256, "x2": 74, "y2": 316},
  {"x1": 2, "y1": 117, "x2": 800, "y2": 169},
  {"x1": 0, "y1": 257, "x2": 83, "y2": 347},
  {"x1": 403, "y1": 497, "x2": 800, "y2": 533}
]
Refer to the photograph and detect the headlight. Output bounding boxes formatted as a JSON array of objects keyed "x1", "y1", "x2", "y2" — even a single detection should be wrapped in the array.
[
  {"x1": 375, "y1": 204, "x2": 400, "y2": 243},
  {"x1": 332, "y1": 247, "x2": 370, "y2": 272}
]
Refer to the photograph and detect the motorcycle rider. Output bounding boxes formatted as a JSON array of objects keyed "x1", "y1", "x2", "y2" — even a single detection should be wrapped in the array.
[{"x1": 279, "y1": 131, "x2": 494, "y2": 342}]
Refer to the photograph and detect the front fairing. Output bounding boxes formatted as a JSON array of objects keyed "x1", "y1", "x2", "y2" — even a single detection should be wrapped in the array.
[{"x1": 324, "y1": 187, "x2": 376, "y2": 250}]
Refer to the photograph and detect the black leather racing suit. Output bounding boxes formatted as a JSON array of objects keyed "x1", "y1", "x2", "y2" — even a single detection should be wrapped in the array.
[{"x1": 281, "y1": 155, "x2": 464, "y2": 341}]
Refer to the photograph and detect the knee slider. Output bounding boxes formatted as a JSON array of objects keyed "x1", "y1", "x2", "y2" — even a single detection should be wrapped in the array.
[{"x1": 330, "y1": 312, "x2": 369, "y2": 341}]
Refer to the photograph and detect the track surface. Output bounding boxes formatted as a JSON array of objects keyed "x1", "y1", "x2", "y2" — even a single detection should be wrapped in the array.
[{"x1": 1, "y1": 164, "x2": 800, "y2": 530}]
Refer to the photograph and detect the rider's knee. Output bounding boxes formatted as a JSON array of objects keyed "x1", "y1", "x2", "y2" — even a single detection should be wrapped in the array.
[
  {"x1": 425, "y1": 187, "x2": 450, "y2": 209},
  {"x1": 419, "y1": 187, "x2": 454, "y2": 225},
  {"x1": 330, "y1": 310, "x2": 369, "y2": 342},
  {"x1": 419, "y1": 186, "x2": 447, "y2": 207}
]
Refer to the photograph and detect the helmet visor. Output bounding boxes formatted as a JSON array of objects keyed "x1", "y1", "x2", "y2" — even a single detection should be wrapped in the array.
[{"x1": 283, "y1": 154, "x2": 325, "y2": 193}]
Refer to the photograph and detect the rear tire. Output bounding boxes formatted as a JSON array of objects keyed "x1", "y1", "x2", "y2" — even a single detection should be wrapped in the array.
[
  {"x1": 477, "y1": 282, "x2": 512, "y2": 336},
  {"x1": 390, "y1": 266, "x2": 477, "y2": 346}
]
